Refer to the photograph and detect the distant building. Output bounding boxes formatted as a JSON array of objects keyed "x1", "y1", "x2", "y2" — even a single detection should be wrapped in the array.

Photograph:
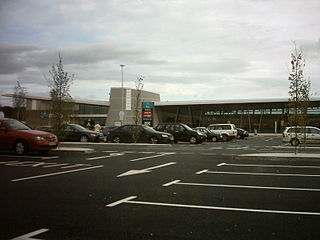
[
  {"x1": 2, "y1": 94, "x2": 109, "y2": 129},
  {"x1": 2, "y1": 90, "x2": 320, "y2": 133}
]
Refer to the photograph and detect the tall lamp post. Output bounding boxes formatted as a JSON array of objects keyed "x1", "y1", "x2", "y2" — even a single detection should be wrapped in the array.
[{"x1": 119, "y1": 64, "x2": 125, "y2": 125}]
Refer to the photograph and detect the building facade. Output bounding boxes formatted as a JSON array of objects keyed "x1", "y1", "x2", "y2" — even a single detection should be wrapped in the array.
[
  {"x1": 2, "y1": 94, "x2": 109, "y2": 129},
  {"x1": 3, "y1": 91, "x2": 320, "y2": 133},
  {"x1": 155, "y1": 98, "x2": 320, "y2": 133}
]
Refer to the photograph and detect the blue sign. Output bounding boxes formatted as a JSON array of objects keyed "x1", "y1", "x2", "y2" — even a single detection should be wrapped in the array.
[
  {"x1": 142, "y1": 118, "x2": 153, "y2": 121},
  {"x1": 142, "y1": 102, "x2": 154, "y2": 109}
]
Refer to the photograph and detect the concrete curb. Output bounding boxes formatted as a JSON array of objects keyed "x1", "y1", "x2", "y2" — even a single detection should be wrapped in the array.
[
  {"x1": 52, "y1": 147, "x2": 94, "y2": 153},
  {"x1": 240, "y1": 153, "x2": 320, "y2": 158}
]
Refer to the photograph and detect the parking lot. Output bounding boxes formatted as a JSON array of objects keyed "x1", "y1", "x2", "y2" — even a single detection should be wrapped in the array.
[{"x1": 1, "y1": 136, "x2": 320, "y2": 240}]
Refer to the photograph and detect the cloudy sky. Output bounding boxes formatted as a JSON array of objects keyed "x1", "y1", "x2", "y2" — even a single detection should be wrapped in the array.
[{"x1": 0, "y1": 0, "x2": 320, "y2": 106}]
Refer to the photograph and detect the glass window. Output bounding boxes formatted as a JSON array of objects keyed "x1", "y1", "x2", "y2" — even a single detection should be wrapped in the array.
[
  {"x1": 175, "y1": 125, "x2": 185, "y2": 131},
  {"x1": 5, "y1": 119, "x2": 30, "y2": 130},
  {"x1": 309, "y1": 128, "x2": 320, "y2": 134}
]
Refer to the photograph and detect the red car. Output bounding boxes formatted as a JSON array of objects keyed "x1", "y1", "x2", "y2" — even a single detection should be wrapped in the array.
[{"x1": 0, "y1": 118, "x2": 59, "y2": 155}]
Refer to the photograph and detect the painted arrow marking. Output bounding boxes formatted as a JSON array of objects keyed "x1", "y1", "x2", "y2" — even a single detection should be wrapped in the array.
[
  {"x1": 117, "y1": 162, "x2": 176, "y2": 177},
  {"x1": 106, "y1": 196, "x2": 320, "y2": 216},
  {"x1": 217, "y1": 162, "x2": 320, "y2": 169},
  {"x1": 129, "y1": 152, "x2": 175, "y2": 162},
  {"x1": 11, "y1": 228, "x2": 49, "y2": 240}
]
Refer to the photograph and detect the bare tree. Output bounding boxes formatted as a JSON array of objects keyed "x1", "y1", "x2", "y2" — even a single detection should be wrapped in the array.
[
  {"x1": 132, "y1": 76, "x2": 144, "y2": 143},
  {"x1": 46, "y1": 54, "x2": 74, "y2": 140},
  {"x1": 12, "y1": 81, "x2": 27, "y2": 121},
  {"x1": 288, "y1": 44, "x2": 311, "y2": 153}
]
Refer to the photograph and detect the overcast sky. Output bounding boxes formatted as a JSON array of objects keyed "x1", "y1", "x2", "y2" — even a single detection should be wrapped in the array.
[{"x1": 1, "y1": 0, "x2": 320, "y2": 106}]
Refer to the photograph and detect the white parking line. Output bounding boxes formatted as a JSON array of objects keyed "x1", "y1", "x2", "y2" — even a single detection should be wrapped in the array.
[
  {"x1": 11, "y1": 165, "x2": 104, "y2": 182},
  {"x1": 42, "y1": 163, "x2": 69, "y2": 168},
  {"x1": 106, "y1": 196, "x2": 320, "y2": 216},
  {"x1": 195, "y1": 169, "x2": 320, "y2": 177},
  {"x1": 162, "y1": 179, "x2": 320, "y2": 192},
  {"x1": 86, "y1": 152, "x2": 125, "y2": 160},
  {"x1": 217, "y1": 162, "x2": 320, "y2": 169}
]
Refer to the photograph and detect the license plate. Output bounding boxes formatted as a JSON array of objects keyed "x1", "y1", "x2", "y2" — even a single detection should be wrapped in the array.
[{"x1": 49, "y1": 142, "x2": 57, "y2": 146}]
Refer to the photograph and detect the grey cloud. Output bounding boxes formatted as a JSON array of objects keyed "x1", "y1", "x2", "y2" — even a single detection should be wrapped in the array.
[
  {"x1": 0, "y1": 42, "x2": 168, "y2": 75},
  {"x1": 299, "y1": 39, "x2": 320, "y2": 59},
  {"x1": 0, "y1": 43, "x2": 41, "y2": 74},
  {"x1": 60, "y1": 43, "x2": 167, "y2": 65}
]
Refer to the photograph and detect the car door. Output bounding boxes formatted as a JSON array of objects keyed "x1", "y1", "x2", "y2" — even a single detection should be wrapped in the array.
[
  {"x1": 0, "y1": 120, "x2": 19, "y2": 149},
  {"x1": 307, "y1": 128, "x2": 320, "y2": 144},
  {"x1": 121, "y1": 126, "x2": 135, "y2": 142},
  {"x1": 65, "y1": 125, "x2": 78, "y2": 141},
  {"x1": 174, "y1": 124, "x2": 188, "y2": 141},
  {"x1": 0, "y1": 121, "x2": 10, "y2": 149}
]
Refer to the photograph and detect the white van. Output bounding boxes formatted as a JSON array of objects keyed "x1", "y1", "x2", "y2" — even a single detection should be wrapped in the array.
[
  {"x1": 207, "y1": 124, "x2": 237, "y2": 141},
  {"x1": 282, "y1": 126, "x2": 320, "y2": 146}
]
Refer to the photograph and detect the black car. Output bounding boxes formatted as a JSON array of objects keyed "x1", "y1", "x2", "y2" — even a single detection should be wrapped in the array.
[
  {"x1": 36, "y1": 125, "x2": 53, "y2": 132},
  {"x1": 194, "y1": 127, "x2": 222, "y2": 142},
  {"x1": 236, "y1": 128, "x2": 249, "y2": 139},
  {"x1": 155, "y1": 123, "x2": 205, "y2": 144},
  {"x1": 37, "y1": 124, "x2": 104, "y2": 142},
  {"x1": 106, "y1": 124, "x2": 174, "y2": 144},
  {"x1": 101, "y1": 126, "x2": 118, "y2": 142}
]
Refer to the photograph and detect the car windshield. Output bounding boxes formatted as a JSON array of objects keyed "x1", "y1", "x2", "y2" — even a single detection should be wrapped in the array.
[
  {"x1": 182, "y1": 124, "x2": 193, "y2": 131},
  {"x1": 142, "y1": 125, "x2": 157, "y2": 132},
  {"x1": 71, "y1": 124, "x2": 87, "y2": 131},
  {"x1": 5, "y1": 119, "x2": 30, "y2": 130}
]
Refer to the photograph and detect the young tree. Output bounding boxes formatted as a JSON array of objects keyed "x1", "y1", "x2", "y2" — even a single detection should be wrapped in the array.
[
  {"x1": 12, "y1": 81, "x2": 27, "y2": 121},
  {"x1": 46, "y1": 54, "x2": 74, "y2": 140},
  {"x1": 132, "y1": 76, "x2": 144, "y2": 143},
  {"x1": 288, "y1": 44, "x2": 311, "y2": 153}
]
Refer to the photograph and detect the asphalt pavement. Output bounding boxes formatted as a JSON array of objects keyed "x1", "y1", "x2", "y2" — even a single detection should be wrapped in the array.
[{"x1": 1, "y1": 136, "x2": 320, "y2": 240}]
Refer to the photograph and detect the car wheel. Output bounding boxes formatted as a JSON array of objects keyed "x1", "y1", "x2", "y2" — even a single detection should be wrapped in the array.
[
  {"x1": 112, "y1": 136, "x2": 121, "y2": 143},
  {"x1": 222, "y1": 134, "x2": 228, "y2": 142},
  {"x1": 15, "y1": 140, "x2": 28, "y2": 155},
  {"x1": 290, "y1": 138, "x2": 300, "y2": 146},
  {"x1": 211, "y1": 136, "x2": 218, "y2": 142},
  {"x1": 149, "y1": 136, "x2": 159, "y2": 144},
  {"x1": 80, "y1": 135, "x2": 89, "y2": 142},
  {"x1": 190, "y1": 136, "x2": 197, "y2": 144}
]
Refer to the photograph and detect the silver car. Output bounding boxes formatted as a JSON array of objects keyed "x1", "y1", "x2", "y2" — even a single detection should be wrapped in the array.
[{"x1": 282, "y1": 126, "x2": 320, "y2": 146}]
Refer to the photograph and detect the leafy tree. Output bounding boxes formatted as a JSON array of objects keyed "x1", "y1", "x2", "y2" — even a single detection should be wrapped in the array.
[
  {"x1": 46, "y1": 54, "x2": 74, "y2": 140},
  {"x1": 288, "y1": 44, "x2": 310, "y2": 153},
  {"x1": 12, "y1": 81, "x2": 27, "y2": 121}
]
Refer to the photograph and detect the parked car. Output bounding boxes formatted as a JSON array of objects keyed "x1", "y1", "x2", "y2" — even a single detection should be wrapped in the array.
[
  {"x1": 207, "y1": 124, "x2": 237, "y2": 141},
  {"x1": 282, "y1": 126, "x2": 320, "y2": 146},
  {"x1": 0, "y1": 118, "x2": 58, "y2": 155},
  {"x1": 63, "y1": 124, "x2": 104, "y2": 142},
  {"x1": 155, "y1": 123, "x2": 205, "y2": 144},
  {"x1": 194, "y1": 127, "x2": 222, "y2": 142},
  {"x1": 236, "y1": 128, "x2": 249, "y2": 139},
  {"x1": 101, "y1": 126, "x2": 118, "y2": 142},
  {"x1": 36, "y1": 125, "x2": 53, "y2": 132},
  {"x1": 36, "y1": 124, "x2": 104, "y2": 142},
  {"x1": 106, "y1": 124, "x2": 174, "y2": 144}
]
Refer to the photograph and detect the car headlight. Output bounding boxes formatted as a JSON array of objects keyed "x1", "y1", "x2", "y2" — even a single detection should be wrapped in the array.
[
  {"x1": 90, "y1": 133, "x2": 98, "y2": 137},
  {"x1": 161, "y1": 134, "x2": 169, "y2": 138},
  {"x1": 33, "y1": 136, "x2": 46, "y2": 141}
]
